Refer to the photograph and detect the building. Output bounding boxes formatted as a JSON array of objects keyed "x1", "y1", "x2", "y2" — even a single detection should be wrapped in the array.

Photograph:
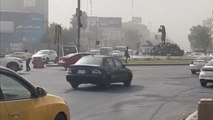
[
  {"x1": 83, "y1": 16, "x2": 122, "y2": 50},
  {"x1": 0, "y1": 0, "x2": 48, "y2": 53},
  {"x1": 122, "y1": 17, "x2": 150, "y2": 51}
]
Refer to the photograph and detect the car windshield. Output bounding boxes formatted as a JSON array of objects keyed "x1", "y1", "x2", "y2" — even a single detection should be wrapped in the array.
[
  {"x1": 75, "y1": 56, "x2": 103, "y2": 65},
  {"x1": 205, "y1": 60, "x2": 213, "y2": 66},
  {"x1": 37, "y1": 50, "x2": 49, "y2": 54}
]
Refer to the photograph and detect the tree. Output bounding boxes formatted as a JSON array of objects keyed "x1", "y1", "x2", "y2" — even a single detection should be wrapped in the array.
[
  {"x1": 42, "y1": 23, "x2": 76, "y2": 45},
  {"x1": 188, "y1": 25, "x2": 212, "y2": 52},
  {"x1": 123, "y1": 29, "x2": 142, "y2": 49}
]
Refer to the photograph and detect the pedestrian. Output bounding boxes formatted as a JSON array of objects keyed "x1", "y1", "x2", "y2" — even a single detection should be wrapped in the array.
[
  {"x1": 124, "y1": 46, "x2": 130, "y2": 64},
  {"x1": 25, "y1": 49, "x2": 31, "y2": 71}
]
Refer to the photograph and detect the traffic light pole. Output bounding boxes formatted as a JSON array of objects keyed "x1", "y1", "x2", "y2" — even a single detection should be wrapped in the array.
[{"x1": 77, "y1": 0, "x2": 81, "y2": 52}]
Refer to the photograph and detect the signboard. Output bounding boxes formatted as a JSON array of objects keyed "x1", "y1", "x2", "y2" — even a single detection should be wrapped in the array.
[
  {"x1": 62, "y1": 45, "x2": 78, "y2": 56},
  {"x1": 0, "y1": 11, "x2": 45, "y2": 43},
  {"x1": 24, "y1": 0, "x2": 35, "y2": 7},
  {"x1": 10, "y1": 43, "x2": 24, "y2": 51}
]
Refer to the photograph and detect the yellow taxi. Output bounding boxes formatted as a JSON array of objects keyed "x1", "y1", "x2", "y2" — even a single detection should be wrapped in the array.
[{"x1": 0, "y1": 66, "x2": 70, "y2": 120}]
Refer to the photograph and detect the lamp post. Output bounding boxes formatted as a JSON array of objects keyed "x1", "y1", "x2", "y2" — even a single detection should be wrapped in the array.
[{"x1": 77, "y1": 0, "x2": 81, "y2": 52}]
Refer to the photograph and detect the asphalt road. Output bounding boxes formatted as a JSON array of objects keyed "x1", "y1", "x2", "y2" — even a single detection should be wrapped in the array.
[{"x1": 18, "y1": 65, "x2": 213, "y2": 120}]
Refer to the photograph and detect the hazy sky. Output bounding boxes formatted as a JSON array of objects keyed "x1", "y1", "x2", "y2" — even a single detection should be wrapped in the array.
[{"x1": 49, "y1": 0, "x2": 213, "y2": 51}]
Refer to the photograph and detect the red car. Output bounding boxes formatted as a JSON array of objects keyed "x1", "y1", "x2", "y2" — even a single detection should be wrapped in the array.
[{"x1": 58, "y1": 52, "x2": 92, "y2": 69}]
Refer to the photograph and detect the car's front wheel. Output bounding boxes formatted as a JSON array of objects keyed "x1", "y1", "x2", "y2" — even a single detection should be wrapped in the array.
[
  {"x1": 70, "y1": 82, "x2": 79, "y2": 89},
  {"x1": 200, "y1": 79, "x2": 207, "y2": 87},
  {"x1": 54, "y1": 113, "x2": 67, "y2": 120},
  {"x1": 191, "y1": 70, "x2": 196, "y2": 74},
  {"x1": 6, "y1": 62, "x2": 19, "y2": 72},
  {"x1": 124, "y1": 74, "x2": 132, "y2": 86}
]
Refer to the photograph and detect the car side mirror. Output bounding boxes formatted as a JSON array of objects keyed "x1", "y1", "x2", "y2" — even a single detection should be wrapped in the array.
[{"x1": 35, "y1": 87, "x2": 47, "y2": 97}]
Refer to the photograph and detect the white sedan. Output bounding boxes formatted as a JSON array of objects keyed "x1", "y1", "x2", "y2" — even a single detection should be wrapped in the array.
[{"x1": 199, "y1": 59, "x2": 213, "y2": 87}]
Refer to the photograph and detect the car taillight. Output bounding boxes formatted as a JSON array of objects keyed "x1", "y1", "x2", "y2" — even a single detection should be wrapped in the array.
[
  {"x1": 201, "y1": 68, "x2": 206, "y2": 72},
  {"x1": 92, "y1": 69, "x2": 102, "y2": 74}
]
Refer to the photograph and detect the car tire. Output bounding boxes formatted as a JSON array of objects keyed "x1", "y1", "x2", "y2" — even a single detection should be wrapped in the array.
[
  {"x1": 54, "y1": 57, "x2": 58, "y2": 63},
  {"x1": 54, "y1": 114, "x2": 67, "y2": 120},
  {"x1": 6, "y1": 62, "x2": 19, "y2": 72},
  {"x1": 45, "y1": 58, "x2": 49, "y2": 64},
  {"x1": 200, "y1": 79, "x2": 207, "y2": 87},
  {"x1": 191, "y1": 70, "x2": 196, "y2": 74},
  {"x1": 124, "y1": 74, "x2": 132, "y2": 86},
  {"x1": 70, "y1": 82, "x2": 79, "y2": 89},
  {"x1": 102, "y1": 76, "x2": 111, "y2": 89}
]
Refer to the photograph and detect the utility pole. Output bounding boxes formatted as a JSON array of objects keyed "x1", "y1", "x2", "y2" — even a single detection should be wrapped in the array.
[{"x1": 77, "y1": 0, "x2": 81, "y2": 52}]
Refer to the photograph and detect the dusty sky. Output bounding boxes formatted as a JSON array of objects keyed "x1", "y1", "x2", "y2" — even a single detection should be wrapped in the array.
[{"x1": 49, "y1": 0, "x2": 213, "y2": 51}]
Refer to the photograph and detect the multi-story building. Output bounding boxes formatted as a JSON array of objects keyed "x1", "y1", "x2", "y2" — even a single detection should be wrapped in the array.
[
  {"x1": 122, "y1": 17, "x2": 150, "y2": 51},
  {"x1": 0, "y1": 0, "x2": 48, "y2": 53},
  {"x1": 83, "y1": 16, "x2": 122, "y2": 50}
]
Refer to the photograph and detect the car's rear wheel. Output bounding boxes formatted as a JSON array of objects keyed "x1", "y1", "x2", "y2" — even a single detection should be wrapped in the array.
[
  {"x1": 191, "y1": 70, "x2": 196, "y2": 74},
  {"x1": 99, "y1": 76, "x2": 111, "y2": 89},
  {"x1": 6, "y1": 62, "x2": 19, "y2": 72},
  {"x1": 200, "y1": 79, "x2": 207, "y2": 87},
  {"x1": 70, "y1": 82, "x2": 79, "y2": 89},
  {"x1": 45, "y1": 58, "x2": 49, "y2": 64},
  {"x1": 54, "y1": 113, "x2": 67, "y2": 120},
  {"x1": 124, "y1": 74, "x2": 132, "y2": 86}
]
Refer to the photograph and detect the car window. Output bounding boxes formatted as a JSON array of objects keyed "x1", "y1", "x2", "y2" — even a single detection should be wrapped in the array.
[
  {"x1": 113, "y1": 58, "x2": 123, "y2": 68},
  {"x1": 75, "y1": 56, "x2": 103, "y2": 65},
  {"x1": 205, "y1": 60, "x2": 213, "y2": 66},
  {"x1": 106, "y1": 58, "x2": 115, "y2": 67},
  {"x1": 0, "y1": 73, "x2": 31, "y2": 101}
]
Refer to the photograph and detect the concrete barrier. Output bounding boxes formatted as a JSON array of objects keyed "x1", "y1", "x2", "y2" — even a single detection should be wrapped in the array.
[{"x1": 198, "y1": 98, "x2": 213, "y2": 120}]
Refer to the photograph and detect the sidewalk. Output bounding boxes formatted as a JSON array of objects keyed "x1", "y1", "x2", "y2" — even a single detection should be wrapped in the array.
[{"x1": 185, "y1": 111, "x2": 197, "y2": 120}]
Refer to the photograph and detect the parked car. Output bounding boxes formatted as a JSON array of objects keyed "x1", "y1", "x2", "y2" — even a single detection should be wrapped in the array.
[
  {"x1": 32, "y1": 50, "x2": 58, "y2": 64},
  {"x1": 0, "y1": 66, "x2": 70, "y2": 120},
  {"x1": 189, "y1": 56, "x2": 213, "y2": 74},
  {"x1": 58, "y1": 52, "x2": 92, "y2": 69},
  {"x1": 112, "y1": 50, "x2": 123, "y2": 58},
  {"x1": 66, "y1": 55, "x2": 133, "y2": 89},
  {"x1": 0, "y1": 53, "x2": 23, "y2": 72},
  {"x1": 6, "y1": 52, "x2": 25, "y2": 60},
  {"x1": 199, "y1": 59, "x2": 213, "y2": 87}
]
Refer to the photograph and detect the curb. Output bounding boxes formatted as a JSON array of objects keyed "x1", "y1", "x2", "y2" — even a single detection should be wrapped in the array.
[
  {"x1": 46, "y1": 64, "x2": 189, "y2": 67},
  {"x1": 185, "y1": 111, "x2": 197, "y2": 120}
]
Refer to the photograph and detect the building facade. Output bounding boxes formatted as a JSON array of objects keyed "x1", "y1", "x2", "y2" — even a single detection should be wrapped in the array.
[{"x1": 0, "y1": 0, "x2": 48, "y2": 53}]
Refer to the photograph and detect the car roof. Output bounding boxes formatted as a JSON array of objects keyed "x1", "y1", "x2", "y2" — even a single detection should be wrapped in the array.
[{"x1": 87, "y1": 54, "x2": 111, "y2": 58}]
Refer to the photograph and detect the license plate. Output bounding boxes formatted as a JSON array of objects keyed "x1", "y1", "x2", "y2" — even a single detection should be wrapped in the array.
[{"x1": 78, "y1": 70, "x2": 85, "y2": 74}]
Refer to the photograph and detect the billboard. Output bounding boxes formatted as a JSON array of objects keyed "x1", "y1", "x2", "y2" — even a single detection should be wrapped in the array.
[
  {"x1": 86, "y1": 17, "x2": 122, "y2": 41},
  {"x1": 0, "y1": 11, "x2": 45, "y2": 43}
]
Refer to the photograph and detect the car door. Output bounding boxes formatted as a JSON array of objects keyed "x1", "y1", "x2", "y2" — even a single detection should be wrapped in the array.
[
  {"x1": 104, "y1": 57, "x2": 118, "y2": 82},
  {"x1": 0, "y1": 72, "x2": 49, "y2": 120},
  {"x1": 113, "y1": 58, "x2": 128, "y2": 82},
  {"x1": 0, "y1": 88, "x2": 9, "y2": 120}
]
